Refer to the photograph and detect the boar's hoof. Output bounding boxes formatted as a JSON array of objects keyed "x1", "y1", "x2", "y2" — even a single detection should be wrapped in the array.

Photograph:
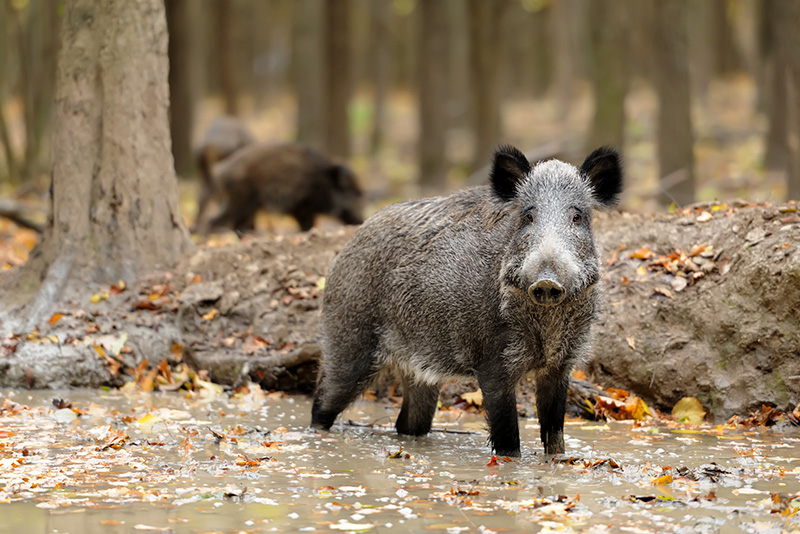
[{"x1": 528, "y1": 280, "x2": 565, "y2": 307}]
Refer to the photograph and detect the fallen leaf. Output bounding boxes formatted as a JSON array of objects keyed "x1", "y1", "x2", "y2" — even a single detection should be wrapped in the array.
[
  {"x1": 48, "y1": 313, "x2": 64, "y2": 325},
  {"x1": 653, "y1": 287, "x2": 673, "y2": 299},
  {"x1": 90, "y1": 290, "x2": 109, "y2": 304},
  {"x1": 630, "y1": 248, "x2": 655, "y2": 260},
  {"x1": 696, "y1": 211, "x2": 712, "y2": 222},
  {"x1": 671, "y1": 276, "x2": 687, "y2": 292},
  {"x1": 672, "y1": 397, "x2": 706, "y2": 425},
  {"x1": 202, "y1": 309, "x2": 219, "y2": 321},
  {"x1": 626, "y1": 337, "x2": 636, "y2": 351},
  {"x1": 459, "y1": 390, "x2": 483, "y2": 407},
  {"x1": 652, "y1": 474, "x2": 673, "y2": 485}
]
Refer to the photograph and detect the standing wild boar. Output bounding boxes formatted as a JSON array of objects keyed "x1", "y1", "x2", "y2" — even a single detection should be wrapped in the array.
[
  {"x1": 194, "y1": 116, "x2": 256, "y2": 228},
  {"x1": 311, "y1": 145, "x2": 622, "y2": 456},
  {"x1": 205, "y1": 142, "x2": 364, "y2": 233}
]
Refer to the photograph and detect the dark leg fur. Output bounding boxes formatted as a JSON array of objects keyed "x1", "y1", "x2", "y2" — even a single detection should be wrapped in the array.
[
  {"x1": 395, "y1": 379, "x2": 440, "y2": 436},
  {"x1": 310, "y1": 347, "x2": 380, "y2": 430},
  {"x1": 534, "y1": 371, "x2": 569, "y2": 455},
  {"x1": 478, "y1": 372, "x2": 521, "y2": 457}
]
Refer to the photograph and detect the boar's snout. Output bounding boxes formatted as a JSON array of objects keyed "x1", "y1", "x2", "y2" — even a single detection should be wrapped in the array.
[{"x1": 528, "y1": 279, "x2": 565, "y2": 307}]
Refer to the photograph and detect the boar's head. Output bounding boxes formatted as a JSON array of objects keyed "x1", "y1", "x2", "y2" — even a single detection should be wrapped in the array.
[{"x1": 491, "y1": 145, "x2": 623, "y2": 308}]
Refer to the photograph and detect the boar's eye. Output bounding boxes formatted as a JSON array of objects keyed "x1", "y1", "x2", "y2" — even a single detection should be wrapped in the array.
[
  {"x1": 525, "y1": 212, "x2": 534, "y2": 223},
  {"x1": 572, "y1": 212, "x2": 582, "y2": 223}
]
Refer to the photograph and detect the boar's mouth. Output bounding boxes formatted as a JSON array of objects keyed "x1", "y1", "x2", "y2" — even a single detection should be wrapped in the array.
[{"x1": 527, "y1": 278, "x2": 566, "y2": 307}]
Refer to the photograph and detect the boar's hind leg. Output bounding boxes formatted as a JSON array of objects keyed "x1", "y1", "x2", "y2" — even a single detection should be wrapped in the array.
[
  {"x1": 534, "y1": 371, "x2": 569, "y2": 455},
  {"x1": 395, "y1": 378, "x2": 440, "y2": 436},
  {"x1": 310, "y1": 360, "x2": 378, "y2": 431},
  {"x1": 478, "y1": 373, "x2": 521, "y2": 457}
]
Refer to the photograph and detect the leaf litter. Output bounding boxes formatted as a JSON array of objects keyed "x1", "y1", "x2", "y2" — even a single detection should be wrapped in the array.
[{"x1": 0, "y1": 388, "x2": 799, "y2": 533}]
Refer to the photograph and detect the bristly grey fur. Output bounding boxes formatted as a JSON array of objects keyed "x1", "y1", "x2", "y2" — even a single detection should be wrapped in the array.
[{"x1": 311, "y1": 145, "x2": 623, "y2": 457}]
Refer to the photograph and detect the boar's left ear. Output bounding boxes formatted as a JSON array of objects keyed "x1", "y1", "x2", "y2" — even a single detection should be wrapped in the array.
[
  {"x1": 490, "y1": 145, "x2": 532, "y2": 202},
  {"x1": 580, "y1": 147, "x2": 623, "y2": 208}
]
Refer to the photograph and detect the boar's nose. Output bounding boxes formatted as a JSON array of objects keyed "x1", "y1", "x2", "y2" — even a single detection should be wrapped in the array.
[{"x1": 528, "y1": 279, "x2": 565, "y2": 307}]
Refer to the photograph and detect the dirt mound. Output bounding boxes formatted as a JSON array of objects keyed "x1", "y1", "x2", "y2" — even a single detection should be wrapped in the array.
[{"x1": 1, "y1": 203, "x2": 798, "y2": 419}]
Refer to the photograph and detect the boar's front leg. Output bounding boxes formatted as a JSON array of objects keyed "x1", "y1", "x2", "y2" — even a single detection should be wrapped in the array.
[
  {"x1": 478, "y1": 370, "x2": 521, "y2": 457},
  {"x1": 534, "y1": 368, "x2": 569, "y2": 455}
]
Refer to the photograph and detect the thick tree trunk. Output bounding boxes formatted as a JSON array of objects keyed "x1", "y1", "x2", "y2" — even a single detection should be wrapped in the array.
[
  {"x1": 417, "y1": 0, "x2": 449, "y2": 192},
  {"x1": 653, "y1": 0, "x2": 696, "y2": 208},
  {"x1": 292, "y1": 0, "x2": 324, "y2": 148},
  {"x1": 467, "y1": 0, "x2": 507, "y2": 172},
  {"x1": 165, "y1": 0, "x2": 197, "y2": 177},
  {"x1": 773, "y1": 0, "x2": 800, "y2": 200},
  {"x1": 586, "y1": 0, "x2": 629, "y2": 152},
  {"x1": 4, "y1": 0, "x2": 193, "y2": 326},
  {"x1": 369, "y1": 0, "x2": 391, "y2": 155},
  {"x1": 323, "y1": 0, "x2": 352, "y2": 159},
  {"x1": 15, "y1": 0, "x2": 60, "y2": 184},
  {"x1": 215, "y1": 0, "x2": 238, "y2": 115}
]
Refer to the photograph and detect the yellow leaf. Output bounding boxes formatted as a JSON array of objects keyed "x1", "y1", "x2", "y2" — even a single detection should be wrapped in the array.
[
  {"x1": 90, "y1": 290, "x2": 109, "y2": 304},
  {"x1": 202, "y1": 309, "x2": 219, "y2": 321},
  {"x1": 672, "y1": 397, "x2": 706, "y2": 425},
  {"x1": 316, "y1": 277, "x2": 326, "y2": 290},
  {"x1": 137, "y1": 413, "x2": 163, "y2": 431},
  {"x1": 48, "y1": 313, "x2": 64, "y2": 325},
  {"x1": 171, "y1": 343, "x2": 184, "y2": 362},
  {"x1": 696, "y1": 211, "x2": 712, "y2": 222},
  {"x1": 460, "y1": 390, "x2": 483, "y2": 407},
  {"x1": 652, "y1": 474, "x2": 673, "y2": 485}
]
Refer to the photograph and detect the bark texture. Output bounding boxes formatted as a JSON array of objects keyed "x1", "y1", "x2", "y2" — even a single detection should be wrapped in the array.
[
  {"x1": 323, "y1": 0, "x2": 352, "y2": 159},
  {"x1": 653, "y1": 0, "x2": 696, "y2": 207},
  {"x1": 586, "y1": 0, "x2": 629, "y2": 151},
  {"x1": 292, "y1": 0, "x2": 324, "y2": 148},
  {"x1": 165, "y1": 0, "x2": 197, "y2": 176},
  {"x1": 4, "y1": 0, "x2": 192, "y2": 323},
  {"x1": 417, "y1": 0, "x2": 449, "y2": 191}
]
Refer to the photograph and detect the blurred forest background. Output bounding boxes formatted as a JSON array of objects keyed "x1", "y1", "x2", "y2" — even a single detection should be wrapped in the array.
[{"x1": 1, "y1": 0, "x2": 799, "y2": 255}]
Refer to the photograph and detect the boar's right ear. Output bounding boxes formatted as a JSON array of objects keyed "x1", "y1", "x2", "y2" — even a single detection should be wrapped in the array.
[
  {"x1": 490, "y1": 145, "x2": 531, "y2": 202},
  {"x1": 580, "y1": 147, "x2": 623, "y2": 208}
]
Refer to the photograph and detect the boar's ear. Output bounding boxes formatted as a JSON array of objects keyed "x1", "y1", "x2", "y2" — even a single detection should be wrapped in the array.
[
  {"x1": 490, "y1": 145, "x2": 532, "y2": 202},
  {"x1": 580, "y1": 147, "x2": 623, "y2": 208}
]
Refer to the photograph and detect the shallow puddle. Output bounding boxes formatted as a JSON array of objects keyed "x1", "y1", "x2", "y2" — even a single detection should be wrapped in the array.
[{"x1": 1, "y1": 388, "x2": 799, "y2": 534}]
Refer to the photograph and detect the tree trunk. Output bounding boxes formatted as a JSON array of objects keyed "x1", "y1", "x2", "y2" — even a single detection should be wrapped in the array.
[
  {"x1": 467, "y1": 0, "x2": 508, "y2": 172},
  {"x1": 775, "y1": 1, "x2": 800, "y2": 200},
  {"x1": 215, "y1": 0, "x2": 238, "y2": 115},
  {"x1": 5, "y1": 0, "x2": 193, "y2": 326},
  {"x1": 15, "y1": 0, "x2": 60, "y2": 184},
  {"x1": 165, "y1": 0, "x2": 197, "y2": 177},
  {"x1": 417, "y1": 0, "x2": 449, "y2": 192},
  {"x1": 369, "y1": 0, "x2": 391, "y2": 155},
  {"x1": 292, "y1": 0, "x2": 324, "y2": 148},
  {"x1": 653, "y1": 0, "x2": 696, "y2": 208},
  {"x1": 586, "y1": 0, "x2": 630, "y2": 152},
  {"x1": 323, "y1": 0, "x2": 352, "y2": 159}
]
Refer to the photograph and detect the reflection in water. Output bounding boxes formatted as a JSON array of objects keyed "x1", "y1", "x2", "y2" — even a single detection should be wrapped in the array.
[{"x1": 0, "y1": 388, "x2": 799, "y2": 534}]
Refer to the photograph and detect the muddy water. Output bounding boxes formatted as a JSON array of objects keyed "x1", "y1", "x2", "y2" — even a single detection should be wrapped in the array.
[{"x1": 1, "y1": 389, "x2": 799, "y2": 534}]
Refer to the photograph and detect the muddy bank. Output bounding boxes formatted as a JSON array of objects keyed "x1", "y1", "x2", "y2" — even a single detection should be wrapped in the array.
[{"x1": 0, "y1": 203, "x2": 798, "y2": 418}]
